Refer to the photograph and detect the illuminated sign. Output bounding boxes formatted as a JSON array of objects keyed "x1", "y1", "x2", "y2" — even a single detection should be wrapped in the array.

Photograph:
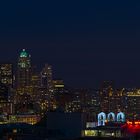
[
  {"x1": 84, "y1": 130, "x2": 97, "y2": 136},
  {"x1": 98, "y1": 112, "x2": 106, "y2": 126},
  {"x1": 117, "y1": 112, "x2": 125, "y2": 122},
  {"x1": 98, "y1": 112, "x2": 125, "y2": 126},
  {"x1": 107, "y1": 112, "x2": 115, "y2": 122}
]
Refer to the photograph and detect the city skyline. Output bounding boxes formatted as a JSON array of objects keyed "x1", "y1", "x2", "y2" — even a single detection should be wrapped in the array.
[
  {"x1": 0, "y1": 1, "x2": 140, "y2": 88},
  {"x1": 0, "y1": 48, "x2": 140, "y2": 89},
  {"x1": 0, "y1": 1, "x2": 140, "y2": 139}
]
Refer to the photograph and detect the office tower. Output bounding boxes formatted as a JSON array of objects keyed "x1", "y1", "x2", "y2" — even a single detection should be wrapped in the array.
[
  {"x1": 99, "y1": 81, "x2": 125, "y2": 114},
  {"x1": 16, "y1": 49, "x2": 32, "y2": 95},
  {"x1": 40, "y1": 64, "x2": 55, "y2": 111},
  {"x1": 0, "y1": 63, "x2": 13, "y2": 88},
  {"x1": 99, "y1": 81, "x2": 114, "y2": 113},
  {"x1": 126, "y1": 89, "x2": 140, "y2": 120},
  {"x1": 41, "y1": 64, "x2": 53, "y2": 91},
  {"x1": 31, "y1": 74, "x2": 41, "y2": 90},
  {"x1": 110, "y1": 88, "x2": 125, "y2": 113},
  {"x1": 31, "y1": 65, "x2": 41, "y2": 88},
  {"x1": 31, "y1": 74, "x2": 41, "y2": 102},
  {"x1": 0, "y1": 63, "x2": 14, "y2": 114},
  {"x1": 52, "y1": 79, "x2": 65, "y2": 109},
  {"x1": 0, "y1": 83, "x2": 9, "y2": 102},
  {"x1": 53, "y1": 79, "x2": 64, "y2": 93},
  {"x1": 40, "y1": 64, "x2": 53, "y2": 99},
  {"x1": 0, "y1": 82, "x2": 13, "y2": 114}
]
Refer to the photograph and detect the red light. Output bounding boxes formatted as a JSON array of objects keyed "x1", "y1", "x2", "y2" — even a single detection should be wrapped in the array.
[{"x1": 122, "y1": 120, "x2": 140, "y2": 134}]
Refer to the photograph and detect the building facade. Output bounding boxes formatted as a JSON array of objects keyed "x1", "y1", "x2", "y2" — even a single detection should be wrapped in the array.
[
  {"x1": 0, "y1": 63, "x2": 13, "y2": 88},
  {"x1": 16, "y1": 49, "x2": 32, "y2": 95}
]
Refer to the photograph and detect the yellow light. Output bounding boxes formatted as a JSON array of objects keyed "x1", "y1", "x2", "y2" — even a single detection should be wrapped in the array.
[
  {"x1": 127, "y1": 121, "x2": 132, "y2": 125},
  {"x1": 127, "y1": 121, "x2": 140, "y2": 125},
  {"x1": 54, "y1": 85, "x2": 64, "y2": 88},
  {"x1": 13, "y1": 129, "x2": 17, "y2": 133},
  {"x1": 134, "y1": 121, "x2": 140, "y2": 125},
  {"x1": 84, "y1": 130, "x2": 96, "y2": 136}
]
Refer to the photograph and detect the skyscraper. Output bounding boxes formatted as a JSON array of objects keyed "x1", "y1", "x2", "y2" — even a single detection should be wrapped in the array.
[
  {"x1": 40, "y1": 64, "x2": 55, "y2": 111},
  {"x1": 0, "y1": 63, "x2": 13, "y2": 115},
  {"x1": 0, "y1": 83, "x2": 9, "y2": 102},
  {"x1": 126, "y1": 89, "x2": 140, "y2": 120},
  {"x1": 16, "y1": 49, "x2": 32, "y2": 95},
  {"x1": 0, "y1": 63, "x2": 13, "y2": 88},
  {"x1": 40, "y1": 64, "x2": 53, "y2": 92},
  {"x1": 99, "y1": 81, "x2": 114, "y2": 113}
]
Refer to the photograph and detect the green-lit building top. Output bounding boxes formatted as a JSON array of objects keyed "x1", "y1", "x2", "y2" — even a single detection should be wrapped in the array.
[{"x1": 20, "y1": 49, "x2": 28, "y2": 58}]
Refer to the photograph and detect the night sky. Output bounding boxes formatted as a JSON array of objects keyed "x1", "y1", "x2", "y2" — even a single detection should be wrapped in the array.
[{"x1": 0, "y1": 1, "x2": 140, "y2": 88}]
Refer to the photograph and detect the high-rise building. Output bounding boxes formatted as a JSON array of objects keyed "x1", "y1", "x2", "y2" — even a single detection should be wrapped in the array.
[
  {"x1": 16, "y1": 49, "x2": 32, "y2": 95},
  {"x1": 0, "y1": 83, "x2": 13, "y2": 114},
  {"x1": 0, "y1": 63, "x2": 14, "y2": 115},
  {"x1": 99, "y1": 81, "x2": 125, "y2": 114},
  {"x1": 40, "y1": 64, "x2": 54, "y2": 98},
  {"x1": 109, "y1": 88, "x2": 125, "y2": 113},
  {"x1": 40, "y1": 64, "x2": 53, "y2": 91},
  {"x1": 40, "y1": 64, "x2": 55, "y2": 111},
  {"x1": 99, "y1": 81, "x2": 114, "y2": 113},
  {"x1": 53, "y1": 79, "x2": 64, "y2": 93},
  {"x1": 52, "y1": 79, "x2": 65, "y2": 109},
  {"x1": 0, "y1": 63, "x2": 13, "y2": 88},
  {"x1": 0, "y1": 83, "x2": 9, "y2": 102},
  {"x1": 126, "y1": 89, "x2": 140, "y2": 120}
]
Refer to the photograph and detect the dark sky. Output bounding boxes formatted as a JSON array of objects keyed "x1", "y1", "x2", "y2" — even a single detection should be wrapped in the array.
[{"x1": 0, "y1": 1, "x2": 140, "y2": 88}]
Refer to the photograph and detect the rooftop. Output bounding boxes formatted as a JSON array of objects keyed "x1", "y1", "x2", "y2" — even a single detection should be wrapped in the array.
[{"x1": 20, "y1": 49, "x2": 28, "y2": 58}]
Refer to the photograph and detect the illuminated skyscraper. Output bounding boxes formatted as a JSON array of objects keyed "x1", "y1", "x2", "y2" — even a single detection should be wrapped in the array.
[
  {"x1": 16, "y1": 49, "x2": 32, "y2": 95},
  {"x1": 53, "y1": 79, "x2": 64, "y2": 92},
  {"x1": 126, "y1": 89, "x2": 140, "y2": 120},
  {"x1": 99, "y1": 81, "x2": 114, "y2": 113},
  {"x1": 0, "y1": 82, "x2": 13, "y2": 114},
  {"x1": 40, "y1": 64, "x2": 55, "y2": 110},
  {"x1": 0, "y1": 63, "x2": 13, "y2": 114},
  {"x1": 0, "y1": 63, "x2": 13, "y2": 87},
  {"x1": 99, "y1": 81, "x2": 125, "y2": 114},
  {"x1": 52, "y1": 79, "x2": 64, "y2": 109},
  {"x1": 41, "y1": 64, "x2": 53, "y2": 92}
]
